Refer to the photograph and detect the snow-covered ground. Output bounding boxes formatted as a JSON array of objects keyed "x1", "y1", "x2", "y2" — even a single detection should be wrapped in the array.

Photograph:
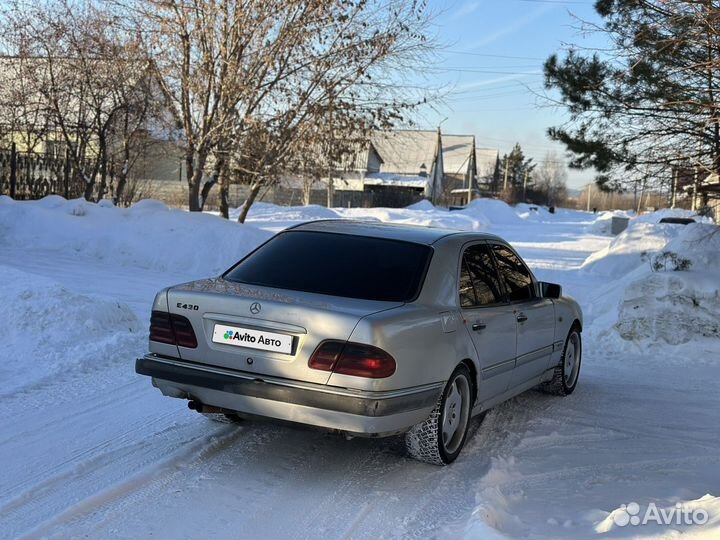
[{"x1": 0, "y1": 196, "x2": 718, "y2": 540}]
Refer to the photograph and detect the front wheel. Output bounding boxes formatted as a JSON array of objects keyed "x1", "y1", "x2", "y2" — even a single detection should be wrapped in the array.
[
  {"x1": 541, "y1": 328, "x2": 582, "y2": 396},
  {"x1": 405, "y1": 364, "x2": 473, "y2": 465}
]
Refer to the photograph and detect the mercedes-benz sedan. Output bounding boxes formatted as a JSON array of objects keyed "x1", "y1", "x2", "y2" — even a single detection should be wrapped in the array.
[{"x1": 136, "y1": 220, "x2": 583, "y2": 464}]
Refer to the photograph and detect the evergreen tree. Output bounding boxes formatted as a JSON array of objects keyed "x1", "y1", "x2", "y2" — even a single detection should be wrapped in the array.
[
  {"x1": 499, "y1": 143, "x2": 535, "y2": 201},
  {"x1": 544, "y1": 0, "x2": 720, "y2": 192}
]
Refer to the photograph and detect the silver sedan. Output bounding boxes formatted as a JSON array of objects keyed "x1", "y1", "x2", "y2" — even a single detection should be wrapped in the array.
[{"x1": 136, "y1": 220, "x2": 583, "y2": 465}]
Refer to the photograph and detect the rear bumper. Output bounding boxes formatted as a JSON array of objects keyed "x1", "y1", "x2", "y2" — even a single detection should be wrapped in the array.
[{"x1": 136, "y1": 354, "x2": 442, "y2": 436}]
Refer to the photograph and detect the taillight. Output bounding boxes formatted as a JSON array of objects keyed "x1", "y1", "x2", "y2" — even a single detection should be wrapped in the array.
[
  {"x1": 335, "y1": 343, "x2": 396, "y2": 378},
  {"x1": 308, "y1": 341, "x2": 344, "y2": 371},
  {"x1": 150, "y1": 311, "x2": 174, "y2": 344},
  {"x1": 149, "y1": 310, "x2": 198, "y2": 349},
  {"x1": 308, "y1": 341, "x2": 396, "y2": 379},
  {"x1": 170, "y1": 315, "x2": 198, "y2": 348}
]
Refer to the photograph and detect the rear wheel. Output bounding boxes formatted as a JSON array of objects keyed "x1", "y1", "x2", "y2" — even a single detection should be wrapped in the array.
[
  {"x1": 541, "y1": 328, "x2": 582, "y2": 396},
  {"x1": 405, "y1": 364, "x2": 473, "y2": 465}
]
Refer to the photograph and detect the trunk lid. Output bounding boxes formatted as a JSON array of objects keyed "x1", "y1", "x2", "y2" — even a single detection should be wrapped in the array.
[{"x1": 166, "y1": 278, "x2": 402, "y2": 385}]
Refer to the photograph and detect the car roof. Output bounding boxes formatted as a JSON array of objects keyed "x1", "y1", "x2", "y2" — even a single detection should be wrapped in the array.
[{"x1": 287, "y1": 219, "x2": 503, "y2": 246}]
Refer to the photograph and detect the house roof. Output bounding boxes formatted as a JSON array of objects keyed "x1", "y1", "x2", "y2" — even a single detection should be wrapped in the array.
[
  {"x1": 700, "y1": 173, "x2": 720, "y2": 193},
  {"x1": 370, "y1": 130, "x2": 439, "y2": 176},
  {"x1": 476, "y1": 148, "x2": 499, "y2": 177},
  {"x1": 442, "y1": 134, "x2": 475, "y2": 176},
  {"x1": 331, "y1": 141, "x2": 383, "y2": 172},
  {"x1": 370, "y1": 129, "x2": 497, "y2": 180}
]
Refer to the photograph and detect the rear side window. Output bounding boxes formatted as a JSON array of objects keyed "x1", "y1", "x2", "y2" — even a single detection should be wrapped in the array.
[
  {"x1": 491, "y1": 244, "x2": 535, "y2": 302},
  {"x1": 460, "y1": 244, "x2": 504, "y2": 307},
  {"x1": 224, "y1": 231, "x2": 432, "y2": 302}
]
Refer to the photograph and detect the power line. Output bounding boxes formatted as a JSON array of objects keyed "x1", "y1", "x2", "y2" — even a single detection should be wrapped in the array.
[
  {"x1": 428, "y1": 68, "x2": 542, "y2": 75},
  {"x1": 447, "y1": 88, "x2": 544, "y2": 102},
  {"x1": 444, "y1": 50, "x2": 545, "y2": 61},
  {"x1": 434, "y1": 64, "x2": 544, "y2": 70},
  {"x1": 515, "y1": 0, "x2": 592, "y2": 4}
]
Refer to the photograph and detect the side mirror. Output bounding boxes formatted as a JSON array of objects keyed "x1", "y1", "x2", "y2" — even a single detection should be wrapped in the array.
[{"x1": 539, "y1": 281, "x2": 562, "y2": 299}]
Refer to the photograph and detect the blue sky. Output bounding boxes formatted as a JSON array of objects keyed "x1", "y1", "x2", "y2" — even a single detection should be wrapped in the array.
[{"x1": 417, "y1": 0, "x2": 605, "y2": 188}]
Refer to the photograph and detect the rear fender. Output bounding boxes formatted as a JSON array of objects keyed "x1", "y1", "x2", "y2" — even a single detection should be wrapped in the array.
[{"x1": 333, "y1": 305, "x2": 475, "y2": 393}]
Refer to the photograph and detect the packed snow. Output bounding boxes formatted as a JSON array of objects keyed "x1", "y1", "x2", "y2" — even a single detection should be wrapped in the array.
[
  {"x1": 0, "y1": 196, "x2": 718, "y2": 540},
  {"x1": 0, "y1": 195, "x2": 270, "y2": 276}
]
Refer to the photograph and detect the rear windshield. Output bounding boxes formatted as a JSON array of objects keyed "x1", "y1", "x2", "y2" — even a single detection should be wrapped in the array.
[{"x1": 224, "y1": 231, "x2": 432, "y2": 302}]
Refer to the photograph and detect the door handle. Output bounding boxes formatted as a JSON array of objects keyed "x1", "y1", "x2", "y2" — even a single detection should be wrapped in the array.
[
  {"x1": 516, "y1": 313, "x2": 528, "y2": 323},
  {"x1": 471, "y1": 321, "x2": 487, "y2": 331}
]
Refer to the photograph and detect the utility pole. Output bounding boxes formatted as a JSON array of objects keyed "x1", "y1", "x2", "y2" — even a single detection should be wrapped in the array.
[
  {"x1": 467, "y1": 136, "x2": 476, "y2": 205},
  {"x1": 671, "y1": 166, "x2": 677, "y2": 209},
  {"x1": 9, "y1": 142, "x2": 17, "y2": 199},
  {"x1": 327, "y1": 174, "x2": 334, "y2": 208},
  {"x1": 467, "y1": 172, "x2": 473, "y2": 206},
  {"x1": 633, "y1": 179, "x2": 639, "y2": 212},
  {"x1": 503, "y1": 156, "x2": 509, "y2": 192},
  {"x1": 637, "y1": 176, "x2": 646, "y2": 214},
  {"x1": 522, "y1": 169, "x2": 528, "y2": 202},
  {"x1": 586, "y1": 183, "x2": 592, "y2": 212}
]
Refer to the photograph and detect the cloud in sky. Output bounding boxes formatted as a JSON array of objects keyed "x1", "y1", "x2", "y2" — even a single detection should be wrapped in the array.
[
  {"x1": 455, "y1": 71, "x2": 541, "y2": 92},
  {"x1": 447, "y1": 1, "x2": 481, "y2": 22},
  {"x1": 464, "y1": 4, "x2": 555, "y2": 50}
]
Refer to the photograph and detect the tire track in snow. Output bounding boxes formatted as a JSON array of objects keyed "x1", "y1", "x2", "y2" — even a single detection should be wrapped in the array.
[
  {"x1": 387, "y1": 393, "x2": 557, "y2": 540},
  {"x1": 44, "y1": 422, "x2": 319, "y2": 539},
  {"x1": 17, "y1": 424, "x2": 247, "y2": 540}
]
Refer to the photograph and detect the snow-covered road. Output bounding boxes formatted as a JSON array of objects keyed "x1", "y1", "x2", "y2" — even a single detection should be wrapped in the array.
[{"x1": 1, "y1": 199, "x2": 718, "y2": 539}]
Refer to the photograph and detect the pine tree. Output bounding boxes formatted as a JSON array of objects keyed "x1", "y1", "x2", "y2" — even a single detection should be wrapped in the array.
[
  {"x1": 499, "y1": 143, "x2": 535, "y2": 202},
  {"x1": 544, "y1": 0, "x2": 720, "y2": 193}
]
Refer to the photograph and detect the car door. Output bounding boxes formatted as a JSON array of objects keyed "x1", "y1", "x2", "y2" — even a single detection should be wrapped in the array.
[
  {"x1": 489, "y1": 243, "x2": 556, "y2": 388},
  {"x1": 458, "y1": 243, "x2": 517, "y2": 401}
]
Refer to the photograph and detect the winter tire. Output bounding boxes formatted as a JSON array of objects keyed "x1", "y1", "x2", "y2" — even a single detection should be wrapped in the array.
[
  {"x1": 541, "y1": 327, "x2": 581, "y2": 396},
  {"x1": 405, "y1": 364, "x2": 473, "y2": 465}
]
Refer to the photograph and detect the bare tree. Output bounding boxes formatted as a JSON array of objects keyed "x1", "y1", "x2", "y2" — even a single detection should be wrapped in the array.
[
  {"x1": 123, "y1": 0, "x2": 434, "y2": 218},
  {"x1": 0, "y1": 0, "x2": 156, "y2": 202},
  {"x1": 0, "y1": 51, "x2": 50, "y2": 153},
  {"x1": 535, "y1": 152, "x2": 568, "y2": 207}
]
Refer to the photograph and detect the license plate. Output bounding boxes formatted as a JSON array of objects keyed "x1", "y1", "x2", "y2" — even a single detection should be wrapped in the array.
[{"x1": 212, "y1": 324, "x2": 293, "y2": 354}]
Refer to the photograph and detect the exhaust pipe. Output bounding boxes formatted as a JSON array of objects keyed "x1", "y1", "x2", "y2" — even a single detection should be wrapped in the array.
[{"x1": 188, "y1": 400, "x2": 223, "y2": 414}]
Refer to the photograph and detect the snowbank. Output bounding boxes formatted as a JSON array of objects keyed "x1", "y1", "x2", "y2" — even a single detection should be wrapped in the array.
[
  {"x1": 614, "y1": 224, "x2": 720, "y2": 345},
  {"x1": 238, "y1": 201, "x2": 340, "y2": 222},
  {"x1": 588, "y1": 207, "x2": 712, "y2": 235},
  {"x1": 0, "y1": 265, "x2": 142, "y2": 395},
  {"x1": 240, "y1": 198, "x2": 524, "y2": 232},
  {"x1": 583, "y1": 218, "x2": 720, "y2": 348},
  {"x1": 340, "y1": 203, "x2": 491, "y2": 230},
  {"x1": 406, "y1": 199, "x2": 435, "y2": 211},
  {"x1": 463, "y1": 198, "x2": 523, "y2": 225},
  {"x1": 581, "y1": 221, "x2": 684, "y2": 277},
  {"x1": 586, "y1": 209, "x2": 633, "y2": 235},
  {"x1": 238, "y1": 200, "x2": 492, "y2": 231},
  {"x1": 615, "y1": 270, "x2": 719, "y2": 345},
  {"x1": 514, "y1": 203, "x2": 550, "y2": 221},
  {"x1": 633, "y1": 207, "x2": 712, "y2": 224},
  {"x1": 0, "y1": 196, "x2": 271, "y2": 277}
]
